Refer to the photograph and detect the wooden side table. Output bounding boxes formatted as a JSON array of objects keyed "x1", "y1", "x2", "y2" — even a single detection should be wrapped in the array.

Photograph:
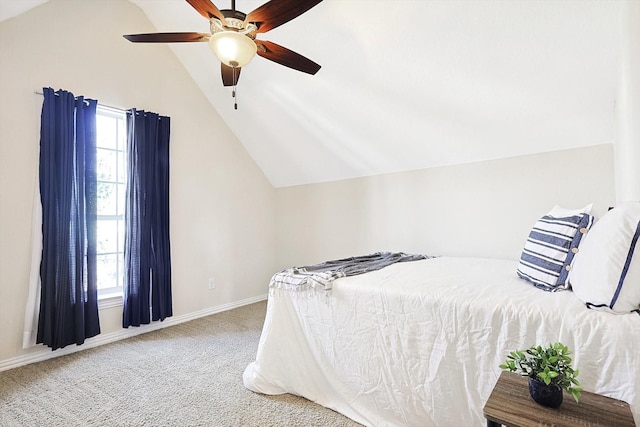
[{"x1": 483, "y1": 372, "x2": 636, "y2": 427}]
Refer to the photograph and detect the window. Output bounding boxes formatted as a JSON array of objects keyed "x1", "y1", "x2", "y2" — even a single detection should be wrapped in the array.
[{"x1": 96, "y1": 106, "x2": 127, "y2": 299}]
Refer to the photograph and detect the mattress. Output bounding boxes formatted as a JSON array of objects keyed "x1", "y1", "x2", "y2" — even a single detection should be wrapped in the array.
[{"x1": 243, "y1": 257, "x2": 640, "y2": 426}]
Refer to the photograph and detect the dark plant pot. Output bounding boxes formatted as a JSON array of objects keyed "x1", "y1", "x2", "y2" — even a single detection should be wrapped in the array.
[{"x1": 529, "y1": 377, "x2": 563, "y2": 408}]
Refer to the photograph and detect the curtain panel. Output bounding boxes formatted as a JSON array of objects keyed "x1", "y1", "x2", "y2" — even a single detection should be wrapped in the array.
[
  {"x1": 37, "y1": 87, "x2": 101, "y2": 350},
  {"x1": 123, "y1": 109, "x2": 172, "y2": 328}
]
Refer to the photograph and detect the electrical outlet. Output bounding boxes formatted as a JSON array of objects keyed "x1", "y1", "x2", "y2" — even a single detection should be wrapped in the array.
[{"x1": 208, "y1": 277, "x2": 216, "y2": 290}]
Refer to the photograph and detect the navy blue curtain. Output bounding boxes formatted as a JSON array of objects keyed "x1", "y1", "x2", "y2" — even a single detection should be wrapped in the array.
[
  {"x1": 37, "y1": 87, "x2": 100, "y2": 350},
  {"x1": 123, "y1": 109, "x2": 172, "y2": 328}
]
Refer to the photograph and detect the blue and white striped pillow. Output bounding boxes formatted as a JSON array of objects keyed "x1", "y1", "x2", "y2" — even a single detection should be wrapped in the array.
[{"x1": 517, "y1": 212, "x2": 594, "y2": 292}]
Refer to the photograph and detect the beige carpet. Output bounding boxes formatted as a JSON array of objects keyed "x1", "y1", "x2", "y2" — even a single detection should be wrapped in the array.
[{"x1": 0, "y1": 301, "x2": 363, "y2": 427}]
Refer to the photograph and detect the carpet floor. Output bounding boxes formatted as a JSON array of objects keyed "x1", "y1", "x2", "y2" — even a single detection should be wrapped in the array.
[{"x1": 0, "y1": 301, "x2": 362, "y2": 427}]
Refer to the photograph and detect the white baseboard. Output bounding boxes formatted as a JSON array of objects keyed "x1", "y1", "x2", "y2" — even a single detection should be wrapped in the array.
[{"x1": 0, "y1": 294, "x2": 267, "y2": 373}]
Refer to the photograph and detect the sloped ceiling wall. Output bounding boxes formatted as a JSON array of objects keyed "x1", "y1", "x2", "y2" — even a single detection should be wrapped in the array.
[{"x1": 0, "y1": 0, "x2": 622, "y2": 188}]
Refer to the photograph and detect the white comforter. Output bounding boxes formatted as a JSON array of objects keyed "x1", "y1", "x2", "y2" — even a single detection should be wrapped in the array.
[{"x1": 243, "y1": 257, "x2": 640, "y2": 426}]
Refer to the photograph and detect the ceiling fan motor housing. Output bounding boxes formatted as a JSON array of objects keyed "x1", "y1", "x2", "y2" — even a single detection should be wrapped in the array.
[
  {"x1": 221, "y1": 9, "x2": 247, "y2": 22},
  {"x1": 210, "y1": 10, "x2": 258, "y2": 38}
]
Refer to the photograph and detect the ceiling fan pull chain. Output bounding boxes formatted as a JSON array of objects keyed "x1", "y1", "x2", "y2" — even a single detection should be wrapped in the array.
[{"x1": 233, "y1": 67, "x2": 238, "y2": 110}]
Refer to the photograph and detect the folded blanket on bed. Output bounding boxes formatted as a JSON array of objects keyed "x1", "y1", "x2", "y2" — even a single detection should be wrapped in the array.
[{"x1": 269, "y1": 252, "x2": 431, "y2": 294}]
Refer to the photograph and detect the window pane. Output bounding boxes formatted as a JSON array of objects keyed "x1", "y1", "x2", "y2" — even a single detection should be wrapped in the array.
[
  {"x1": 97, "y1": 148, "x2": 116, "y2": 181},
  {"x1": 97, "y1": 254, "x2": 118, "y2": 290},
  {"x1": 117, "y1": 260, "x2": 124, "y2": 292},
  {"x1": 96, "y1": 115, "x2": 117, "y2": 149},
  {"x1": 117, "y1": 183, "x2": 126, "y2": 216},
  {"x1": 97, "y1": 220, "x2": 118, "y2": 253},
  {"x1": 117, "y1": 118, "x2": 126, "y2": 151},
  {"x1": 97, "y1": 182, "x2": 117, "y2": 216},
  {"x1": 117, "y1": 151, "x2": 126, "y2": 182},
  {"x1": 118, "y1": 219, "x2": 125, "y2": 251}
]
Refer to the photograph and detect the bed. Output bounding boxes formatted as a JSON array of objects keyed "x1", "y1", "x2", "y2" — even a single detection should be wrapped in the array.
[
  {"x1": 243, "y1": 256, "x2": 640, "y2": 426},
  {"x1": 244, "y1": 198, "x2": 640, "y2": 426}
]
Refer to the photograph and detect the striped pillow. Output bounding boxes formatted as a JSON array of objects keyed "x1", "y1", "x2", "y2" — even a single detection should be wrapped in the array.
[{"x1": 517, "y1": 212, "x2": 594, "y2": 292}]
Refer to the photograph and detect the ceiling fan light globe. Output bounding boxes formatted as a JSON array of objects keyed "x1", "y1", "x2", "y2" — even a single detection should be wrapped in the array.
[{"x1": 209, "y1": 32, "x2": 257, "y2": 68}]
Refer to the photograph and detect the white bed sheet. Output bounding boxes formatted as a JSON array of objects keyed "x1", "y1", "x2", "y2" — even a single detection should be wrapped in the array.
[{"x1": 243, "y1": 257, "x2": 640, "y2": 426}]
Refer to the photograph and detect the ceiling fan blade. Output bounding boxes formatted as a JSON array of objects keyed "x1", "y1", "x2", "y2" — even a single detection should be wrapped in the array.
[
  {"x1": 246, "y1": 0, "x2": 323, "y2": 34},
  {"x1": 186, "y1": 0, "x2": 226, "y2": 22},
  {"x1": 256, "y1": 40, "x2": 321, "y2": 75},
  {"x1": 221, "y1": 64, "x2": 242, "y2": 86},
  {"x1": 123, "y1": 32, "x2": 210, "y2": 43}
]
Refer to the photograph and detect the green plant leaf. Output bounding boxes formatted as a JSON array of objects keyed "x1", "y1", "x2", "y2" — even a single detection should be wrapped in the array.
[{"x1": 500, "y1": 342, "x2": 580, "y2": 393}]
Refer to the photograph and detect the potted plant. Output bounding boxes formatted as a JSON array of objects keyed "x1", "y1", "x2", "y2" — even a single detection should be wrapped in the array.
[{"x1": 500, "y1": 342, "x2": 582, "y2": 408}]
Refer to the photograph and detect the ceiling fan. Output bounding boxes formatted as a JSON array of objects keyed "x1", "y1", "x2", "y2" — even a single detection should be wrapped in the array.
[{"x1": 124, "y1": 0, "x2": 323, "y2": 88}]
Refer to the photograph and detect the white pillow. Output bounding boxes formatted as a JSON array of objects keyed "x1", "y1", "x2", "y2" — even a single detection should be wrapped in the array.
[
  {"x1": 568, "y1": 201, "x2": 640, "y2": 314},
  {"x1": 517, "y1": 205, "x2": 594, "y2": 292}
]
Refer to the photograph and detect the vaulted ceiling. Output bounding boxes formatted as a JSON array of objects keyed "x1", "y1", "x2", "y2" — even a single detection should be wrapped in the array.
[{"x1": 1, "y1": 0, "x2": 622, "y2": 187}]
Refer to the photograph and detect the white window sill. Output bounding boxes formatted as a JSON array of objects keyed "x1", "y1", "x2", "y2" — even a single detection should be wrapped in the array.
[{"x1": 98, "y1": 293, "x2": 123, "y2": 309}]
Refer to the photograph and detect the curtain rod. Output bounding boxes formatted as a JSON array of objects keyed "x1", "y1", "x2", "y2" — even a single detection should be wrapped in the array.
[{"x1": 34, "y1": 90, "x2": 124, "y2": 112}]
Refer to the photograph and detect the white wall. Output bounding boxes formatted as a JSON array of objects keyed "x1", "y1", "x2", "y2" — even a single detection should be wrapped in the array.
[
  {"x1": 276, "y1": 145, "x2": 615, "y2": 268},
  {"x1": 614, "y1": 0, "x2": 640, "y2": 203},
  {"x1": 0, "y1": 0, "x2": 276, "y2": 366}
]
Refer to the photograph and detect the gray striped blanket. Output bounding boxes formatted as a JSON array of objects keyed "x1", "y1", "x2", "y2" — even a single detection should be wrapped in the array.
[{"x1": 269, "y1": 252, "x2": 432, "y2": 294}]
